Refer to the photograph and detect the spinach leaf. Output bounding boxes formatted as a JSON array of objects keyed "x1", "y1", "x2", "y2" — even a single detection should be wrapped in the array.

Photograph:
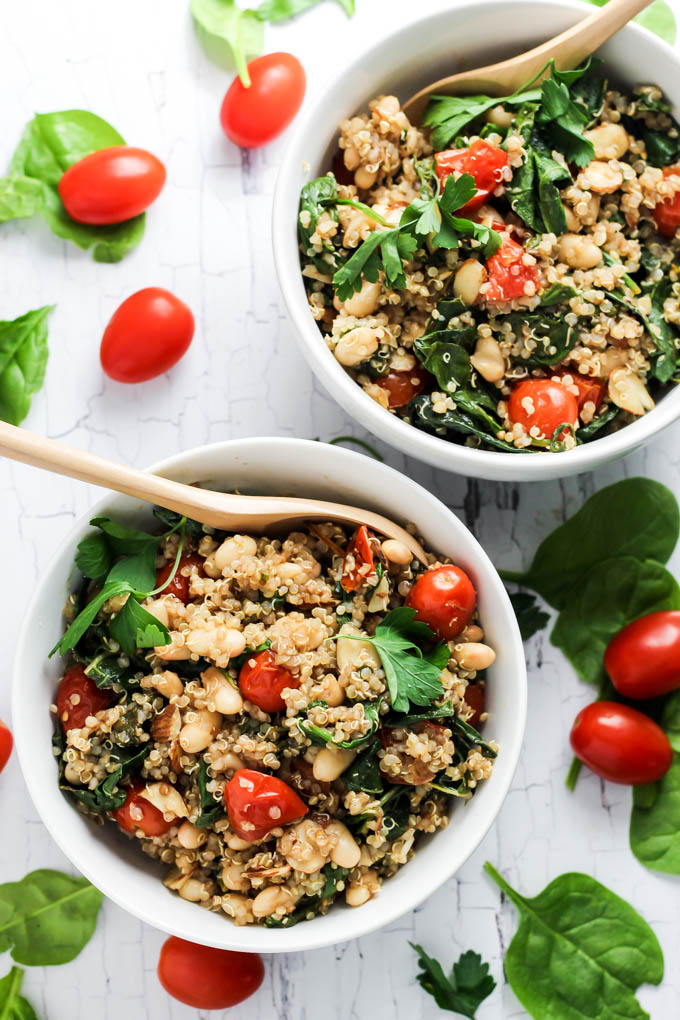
[
  {"x1": 85, "y1": 653, "x2": 139, "y2": 691},
  {"x1": 504, "y1": 309, "x2": 576, "y2": 366},
  {"x1": 0, "y1": 306, "x2": 53, "y2": 426},
  {"x1": 298, "y1": 175, "x2": 341, "y2": 274},
  {"x1": 642, "y1": 273, "x2": 678, "y2": 382},
  {"x1": 506, "y1": 105, "x2": 571, "y2": 234},
  {"x1": 576, "y1": 403, "x2": 621, "y2": 441},
  {"x1": 508, "y1": 591, "x2": 550, "y2": 641},
  {"x1": 411, "y1": 944, "x2": 495, "y2": 1018},
  {"x1": 63, "y1": 769, "x2": 127, "y2": 813},
  {"x1": 264, "y1": 863, "x2": 349, "y2": 927},
  {"x1": 109, "y1": 596, "x2": 171, "y2": 656},
  {"x1": 195, "y1": 759, "x2": 225, "y2": 827},
  {"x1": 0, "y1": 175, "x2": 45, "y2": 222},
  {"x1": 342, "y1": 741, "x2": 384, "y2": 794},
  {"x1": 385, "y1": 701, "x2": 456, "y2": 726},
  {"x1": 539, "y1": 282, "x2": 578, "y2": 307},
  {"x1": 153, "y1": 506, "x2": 205, "y2": 537},
  {"x1": 258, "y1": 0, "x2": 354, "y2": 20},
  {"x1": 451, "y1": 716, "x2": 497, "y2": 759},
  {"x1": 0, "y1": 966, "x2": 39, "y2": 1020},
  {"x1": 299, "y1": 699, "x2": 382, "y2": 749},
  {"x1": 379, "y1": 787, "x2": 412, "y2": 840},
  {"x1": 410, "y1": 394, "x2": 522, "y2": 453},
  {"x1": 0, "y1": 870, "x2": 104, "y2": 965},
  {"x1": 630, "y1": 691, "x2": 680, "y2": 874},
  {"x1": 582, "y1": 0, "x2": 676, "y2": 44},
  {"x1": 484, "y1": 862, "x2": 664, "y2": 1020},
  {"x1": 191, "y1": 0, "x2": 264, "y2": 83}
]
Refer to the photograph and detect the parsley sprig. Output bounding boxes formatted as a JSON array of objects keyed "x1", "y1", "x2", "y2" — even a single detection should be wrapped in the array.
[{"x1": 411, "y1": 944, "x2": 496, "y2": 1018}]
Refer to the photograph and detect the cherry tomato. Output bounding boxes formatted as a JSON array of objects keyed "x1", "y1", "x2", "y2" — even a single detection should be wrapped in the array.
[
  {"x1": 464, "y1": 684, "x2": 485, "y2": 729},
  {"x1": 406, "y1": 564, "x2": 477, "y2": 641},
  {"x1": 114, "y1": 782, "x2": 176, "y2": 836},
  {"x1": 508, "y1": 378, "x2": 579, "y2": 442},
  {"x1": 555, "y1": 368, "x2": 606, "y2": 414},
  {"x1": 220, "y1": 53, "x2": 306, "y2": 149},
  {"x1": 377, "y1": 367, "x2": 431, "y2": 409},
  {"x1": 0, "y1": 718, "x2": 13, "y2": 774},
  {"x1": 158, "y1": 937, "x2": 264, "y2": 1009},
  {"x1": 341, "y1": 525, "x2": 378, "y2": 592},
  {"x1": 570, "y1": 701, "x2": 673, "y2": 785},
  {"x1": 238, "y1": 649, "x2": 299, "y2": 714},
  {"x1": 224, "y1": 768, "x2": 308, "y2": 841},
  {"x1": 100, "y1": 287, "x2": 194, "y2": 384},
  {"x1": 484, "y1": 234, "x2": 540, "y2": 303},
  {"x1": 435, "y1": 140, "x2": 508, "y2": 215},
  {"x1": 58, "y1": 146, "x2": 166, "y2": 225},
  {"x1": 155, "y1": 553, "x2": 204, "y2": 604},
  {"x1": 56, "y1": 666, "x2": 113, "y2": 731},
  {"x1": 653, "y1": 166, "x2": 680, "y2": 237},
  {"x1": 604, "y1": 611, "x2": 680, "y2": 699}
]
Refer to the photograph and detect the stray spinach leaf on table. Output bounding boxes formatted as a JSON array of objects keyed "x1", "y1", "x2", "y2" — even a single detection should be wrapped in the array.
[
  {"x1": 630, "y1": 690, "x2": 680, "y2": 874},
  {"x1": 0, "y1": 966, "x2": 39, "y2": 1020},
  {"x1": 508, "y1": 592, "x2": 549, "y2": 641},
  {"x1": 0, "y1": 305, "x2": 53, "y2": 426},
  {"x1": 411, "y1": 944, "x2": 495, "y2": 1018}
]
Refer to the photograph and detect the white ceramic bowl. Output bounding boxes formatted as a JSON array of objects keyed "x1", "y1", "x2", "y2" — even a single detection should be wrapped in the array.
[
  {"x1": 273, "y1": 0, "x2": 680, "y2": 481},
  {"x1": 12, "y1": 437, "x2": 525, "y2": 952}
]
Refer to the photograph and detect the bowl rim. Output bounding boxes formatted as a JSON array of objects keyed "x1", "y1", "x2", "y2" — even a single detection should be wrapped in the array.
[
  {"x1": 11, "y1": 436, "x2": 527, "y2": 952},
  {"x1": 272, "y1": 0, "x2": 680, "y2": 479}
]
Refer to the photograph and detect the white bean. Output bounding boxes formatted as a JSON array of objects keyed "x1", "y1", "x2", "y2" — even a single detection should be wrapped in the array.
[
  {"x1": 470, "y1": 336, "x2": 505, "y2": 383},
  {"x1": 145, "y1": 598, "x2": 170, "y2": 628},
  {"x1": 584, "y1": 123, "x2": 629, "y2": 160},
  {"x1": 608, "y1": 368, "x2": 654, "y2": 416},
  {"x1": 577, "y1": 160, "x2": 623, "y2": 194},
  {"x1": 313, "y1": 747, "x2": 357, "y2": 782},
  {"x1": 354, "y1": 166, "x2": 377, "y2": 190},
  {"x1": 453, "y1": 258, "x2": 487, "y2": 305},
  {"x1": 178, "y1": 879, "x2": 209, "y2": 902},
  {"x1": 334, "y1": 326, "x2": 380, "y2": 367},
  {"x1": 202, "y1": 666, "x2": 244, "y2": 715},
  {"x1": 139, "y1": 782, "x2": 188, "y2": 820},
  {"x1": 558, "y1": 233, "x2": 603, "y2": 270},
  {"x1": 212, "y1": 535, "x2": 258, "y2": 571},
  {"x1": 327, "y1": 821, "x2": 361, "y2": 868},
  {"x1": 177, "y1": 821, "x2": 207, "y2": 849},
  {"x1": 179, "y1": 709, "x2": 222, "y2": 753},
  {"x1": 336, "y1": 629, "x2": 382, "y2": 671},
  {"x1": 252, "y1": 886, "x2": 296, "y2": 918},
  {"x1": 453, "y1": 642, "x2": 496, "y2": 671},
  {"x1": 381, "y1": 538, "x2": 413, "y2": 565}
]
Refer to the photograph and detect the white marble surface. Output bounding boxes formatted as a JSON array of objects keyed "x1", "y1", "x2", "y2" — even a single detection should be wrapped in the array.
[{"x1": 1, "y1": 0, "x2": 680, "y2": 1015}]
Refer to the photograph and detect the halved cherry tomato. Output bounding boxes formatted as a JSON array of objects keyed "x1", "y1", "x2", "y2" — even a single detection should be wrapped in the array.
[
  {"x1": 114, "y1": 782, "x2": 176, "y2": 836},
  {"x1": 435, "y1": 140, "x2": 508, "y2": 215},
  {"x1": 220, "y1": 53, "x2": 306, "y2": 149},
  {"x1": 464, "y1": 684, "x2": 485, "y2": 729},
  {"x1": 0, "y1": 719, "x2": 13, "y2": 774},
  {"x1": 58, "y1": 146, "x2": 166, "y2": 225},
  {"x1": 238, "y1": 649, "x2": 299, "y2": 713},
  {"x1": 653, "y1": 166, "x2": 680, "y2": 237},
  {"x1": 158, "y1": 937, "x2": 264, "y2": 1009},
  {"x1": 484, "y1": 234, "x2": 540, "y2": 303},
  {"x1": 604, "y1": 611, "x2": 680, "y2": 699},
  {"x1": 406, "y1": 564, "x2": 477, "y2": 641},
  {"x1": 224, "y1": 768, "x2": 308, "y2": 841},
  {"x1": 56, "y1": 666, "x2": 113, "y2": 732},
  {"x1": 555, "y1": 369, "x2": 606, "y2": 414},
  {"x1": 100, "y1": 287, "x2": 194, "y2": 384},
  {"x1": 155, "y1": 553, "x2": 205, "y2": 604},
  {"x1": 570, "y1": 701, "x2": 673, "y2": 785},
  {"x1": 341, "y1": 525, "x2": 378, "y2": 592},
  {"x1": 508, "y1": 378, "x2": 579, "y2": 442},
  {"x1": 377, "y1": 367, "x2": 431, "y2": 408}
]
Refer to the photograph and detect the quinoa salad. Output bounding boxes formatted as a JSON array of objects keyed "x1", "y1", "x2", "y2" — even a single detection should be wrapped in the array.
[
  {"x1": 51, "y1": 509, "x2": 496, "y2": 928},
  {"x1": 298, "y1": 59, "x2": 680, "y2": 452}
]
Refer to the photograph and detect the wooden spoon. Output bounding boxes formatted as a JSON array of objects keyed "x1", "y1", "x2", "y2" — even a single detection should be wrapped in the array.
[
  {"x1": 404, "y1": 0, "x2": 654, "y2": 121},
  {"x1": 0, "y1": 421, "x2": 428, "y2": 563}
]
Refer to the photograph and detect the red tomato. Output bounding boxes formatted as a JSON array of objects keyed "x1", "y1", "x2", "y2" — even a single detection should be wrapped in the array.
[
  {"x1": 435, "y1": 140, "x2": 508, "y2": 215},
  {"x1": 114, "y1": 782, "x2": 176, "y2": 836},
  {"x1": 570, "y1": 702, "x2": 673, "y2": 785},
  {"x1": 341, "y1": 525, "x2": 377, "y2": 592},
  {"x1": 377, "y1": 367, "x2": 431, "y2": 409},
  {"x1": 100, "y1": 288, "x2": 194, "y2": 384},
  {"x1": 464, "y1": 684, "x2": 485, "y2": 729},
  {"x1": 58, "y1": 147, "x2": 165, "y2": 225},
  {"x1": 406, "y1": 564, "x2": 477, "y2": 641},
  {"x1": 158, "y1": 937, "x2": 264, "y2": 1009},
  {"x1": 653, "y1": 166, "x2": 680, "y2": 237},
  {"x1": 220, "y1": 53, "x2": 306, "y2": 149},
  {"x1": 155, "y1": 553, "x2": 204, "y2": 604},
  {"x1": 555, "y1": 369, "x2": 606, "y2": 414},
  {"x1": 56, "y1": 666, "x2": 113, "y2": 731},
  {"x1": 484, "y1": 234, "x2": 540, "y2": 302},
  {"x1": 238, "y1": 649, "x2": 299, "y2": 714},
  {"x1": 508, "y1": 378, "x2": 579, "y2": 442},
  {"x1": 224, "y1": 768, "x2": 308, "y2": 841},
  {"x1": 604, "y1": 611, "x2": 680, "y2": 699},
  {"x1": 0, "y1": 718, "x2": 13, "y2": 774}
]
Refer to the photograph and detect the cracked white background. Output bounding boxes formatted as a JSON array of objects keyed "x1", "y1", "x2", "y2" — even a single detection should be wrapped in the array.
[{"x1": 1, "y1": 0, "x2": 680, "y2": 1016}]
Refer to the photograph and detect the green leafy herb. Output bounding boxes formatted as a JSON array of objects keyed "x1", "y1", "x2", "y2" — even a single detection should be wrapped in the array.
[
  {"x1": 0, "y1": 966, "x2": 39, "y2": 1020},
  {"x1": 508, "y1": 592, "x2": 549, "y2": 641},
  {"x1": 582, "y1": 0, "x2": 676, "y2": 43},
  {"x1": 0, "y1": 306, "x2": 53, "y2": 426},
  {"x1": 299, "y1": 698, "x2": 381, "y2": 749},
  {"x1": 630, "y1": 690, "x2": 680, "y2": 873},
  {"x1": 74, "y1": 533, "x2": 113, "y2": 581},
  {"x1": 411, "y1": 944, "x2": 495, "y2": 1018},
  {"x1": 196, "y1": 758, "x2": 226, "y2": 827},
  {"x1": 342, "y1": 741, "x2": 384, "y2": 794},
  {"x1": 108, "y1": 595, "x2": 171, "y2": 656},
  {"x1": 484, "y1": 862, "x2": 664, "y2": 1020},
  {"x1": 298, "y1": 175, "x2": 341, "y2": 273},
  {"x1": 506, "y1": 107, "x2": 571, "y2": 234}
]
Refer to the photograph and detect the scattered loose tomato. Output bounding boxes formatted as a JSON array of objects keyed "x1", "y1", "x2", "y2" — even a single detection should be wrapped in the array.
[
  {"x1": 570, "y1": 701, "x2": 673, "y2": 785},
  {"x1": 0, "y1": 718, "x2": 13, "y2": 774},
  {"x1": 238, "y1": 649, "x2": 299, "y2": 713},
  {"x1": 224, "y1": 768, "x2": 308, "y2": 841},
  {"x1": 435, "y1": 140, "x2": 508, "y2": 215},
  {"x1": 484, "y1": 234, "x2": 540, "y2": 302},
  {"x1": 114, "y1": 782, "x2": 176, "y2": 836},
  {"x1": 555, "y1": 368, "x2": 606, "y2": 414},
  {"x1": 508, "y1": 378, "x2": 579, "y2": 442},
  {"x1": 406, "y1": 564, "x2": 477, "y2": 641},
  {"x1": 653, "y1": 166, "x2": 680, "y2": 237},
  {"x1": 377, "y1": 367, "x2": 431, "y2": 409},
  {"x1": 464, "y1": 684, "x2": 485, "y2": 728},
  {"x1": 56, "y1": 666, "x2": 113, "y2": 732},
  {"x1": 100, "y1": 287, "x2": 194, "y2": 383},
  {"x1": 220, "y1": 52, "x2": 306, "y2": 149},
  {"x1": 58, "y1": 146, "x2": 166, "y2": 225},
  {"x1": 158, "y1": 937, "x2": 264, "y2": 1009},
  {"x1": 604, "y1": 610, "x2": 680, "y2": 699},
  {"x1": 341, "y1": 525, "x2": 377, "y2": 591},
  {"x1": 155, "y1": 553, "x2": 204, "y2": 604}
]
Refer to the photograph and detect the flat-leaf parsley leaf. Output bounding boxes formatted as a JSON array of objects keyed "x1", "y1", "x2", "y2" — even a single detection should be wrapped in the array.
[{"x1": 411, "y1": 943, "x2": 496, "y2": 1018}]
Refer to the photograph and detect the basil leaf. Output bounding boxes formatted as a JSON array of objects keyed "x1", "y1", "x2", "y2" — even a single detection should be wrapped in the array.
[
  {"x1": 109, "y1": 596, "x2": 170, "y2": 656},
  {"x1": 191, "y1": 0, "x2": 265, "y2": 83},
  {"x1": 508, "y1": 591, "x2": 550, "y2": 641},
  {"x1": 0, "y1": 966, "x2": 39, "y2": 1020},
  {"x1": 0, "y1": 306, "x2": 53, "y2": 426},
  {"x1": 630, "y1": 691, "x2": 680, "y2": 873},
  {"x1": 0, "y1": 870, "x2": 103, "y2": 965},
  {"x1": 74, "y1": 532, "x2": 113, "y2": 581},
  {"x1": 411, "y1": 944, "x2": 495, "y2": 1018}
]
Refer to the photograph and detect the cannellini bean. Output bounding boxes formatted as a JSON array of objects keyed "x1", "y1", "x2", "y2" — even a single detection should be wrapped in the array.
[
  {"x1": 381, "y1": 538, "x2": 413, "y2": 565},
  {"x1": 139, "y1": 782, "x2": 188, "y2": 820},
  {"x1": 177, "y1": 820, "x2": 207, "y2": 849},
  {"x1": 354, "y1": 166, "x2": 377, "y2": 190},
  {"x1": 143, "y1": 670, "x2": 184, "y2": 699},
  {"x1": 202, "y1": 666, "x2": 244, "y2": 715},
  {"x1": 485, "y1": 104, "x2": 514, "y2": 128},
  {"x1": 461, "y1": 624, "x2": 484, "y2": 642},
  {"x1": 185, "y1": 625, "x2": 246, "y2": 659},
  {"x1": 475, "y1": 204, "x2": 504, "y2": 228},
  {"x1": 584, "y1": 123, "x2": 629, "y2": 160},
  {"x1": 343, "y1": 210, "x2": 376, "y2": 248},
  {"x1": 558, "y1": 233, "x2": 603, "y2": 270},
  {"x1": 317, "y1": 675, "x2": 345, "y2": 707},
  {"x1": 336, "y1": 629, "x2": 382, "y2": 671},
  {"x1": 280, "y1": 819, "x2": 329, "y2": 874},
  {"x1": 145, "y1": 598, "x2": 170, "y2": 628},
  {"x1": 334, "y1": 326, "x2": 380, "y2": 367},
  {"x1": 339, "y1": 278, "x2": 380, "y2": 321},
  {"x1": 608, "y1": 368, "x2": 655, "y2": 416},
  {"x1": 220, "y1": 893, "x2": 254, "y2": 925},
  {"x1": 470, "y1": 335, "x2": 505, "y2": 383},
  {"x1": 154, "y1": 633, "x2": 191, "y2": 660},
  {"x1": 327, "y1": 821, "x2": 361, "y2": 868},
  {"x1": 222, "y1": 862, "x2": 249, "y2": 892},
  {"x1": 345, "y1": 869, "x2": 379, "y2": 907},
  {"x1": 563, "y1": 205, "x2": 581, "y2": 232},
  {"x1": 252, "y1": 886, "x2": 297, "y2": 918},
  {"x1": 179, "y1": 879, "x2": 209, "y2": 902},
  {"x1": 211, "y1": 535, "x2": 257, "y2": 572},
  {"x1": 453, "y1": 258, "x2": 487, "y2": 305},
  {"x1": 179, "y1": 709, "x2": 222, "y2": 753},
  {"x1": 577, "y1": 160, "x2": 623, "y2": 194},
  {"x1": 226, "y1": 831, "x2": 252, "y2": 851},
  {"x1": 313, "y1": 747, "x2": 357, "y2": 782},
  {"x1": 453, "y1": 642, "x2": 496, "y2": 672}
]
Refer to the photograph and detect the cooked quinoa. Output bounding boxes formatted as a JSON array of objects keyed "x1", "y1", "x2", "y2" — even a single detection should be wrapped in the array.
[
  {"x1": 298, "y1": 65, "x2": 680, "y2": 452},
  {"x1": 51, "y1": 511, "x2": 497, "y2": 927}
]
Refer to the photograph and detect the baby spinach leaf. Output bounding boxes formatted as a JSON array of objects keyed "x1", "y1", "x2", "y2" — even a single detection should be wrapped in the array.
[
  {"x1": 451, "y1": 716, "x2": 497, "y2": 759},
  {"x1": 411, "y1": 944, "x2": 495, "y2": 1018},
  {"x1": 0, "y1": 870, "x2": 104, "y2": 965},
  {"x1": 484, "y1": 862, "x2": 664, "y2": 1020},
  {"x1": 84, "y1": 653, "x2": 139, "y2": 691},
  {"x1": 410, "y1": 393, "x2": 523, "y2": 453},
  {"x1": 298, "y1": 174, "x2": 342, "y2": 274},
  {"x1": 504, "y1": 310, "x2": 576, "y2": 366},
  {"x1": 582, "y1": 0, "x2": 676, "y2": 44},
  {"x1": 109, "y1": 596, "x2": 170, "y2": 656},
  {"x1": 508, "y1": 591, "x2": 550, "y2": 641},
  {"x1": 257, "y1": 0, "x2": 354, "y2": 18},
  {"x1": 195, "y1": 758, "x2": 225, "y2": 827},
  {"x1": 0, "y1": 175, "x2": 45, "y2": 222},
  {"x1": 576, "y1": 403, "x2": 621, "y2": 441},
  {"x1": 63, "y1": 769, "x2": 127, "y2": 813},
  {"x1": 0, "y1": 966, "x2": 39, "y2": 1020},
  {"x1": 642, "y1": 273, "x2": 678, "y2": 382},
  {"x1": 0, "y1": 305, "x2": 53, "y2": 426},
  {"x1": 74, "y1": 533, "x2": 113, "y2": 581},
  {"x1": 191, "y1": 0, "x2": 264, "y2": 83},
  {"x1": 342, "y1": 741, "x2": 384, "y2": 794},
  {"x1": 630, "y1": 691, "x2": 680, "y2": 873}
]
